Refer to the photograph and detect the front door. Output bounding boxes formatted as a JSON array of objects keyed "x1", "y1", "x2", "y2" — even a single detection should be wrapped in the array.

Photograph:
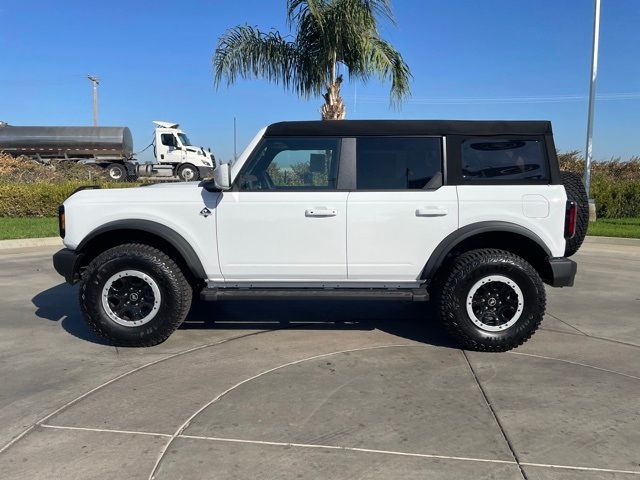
[
  {"x1": 347, "y1": 136, "x2": 459, "y2": 282},
  {"x1": 216, "y1": 136, "x2": 347, "y2": 281},
  {"x1": 157, "y1": 132, "x2": 184, "y2": 164}
]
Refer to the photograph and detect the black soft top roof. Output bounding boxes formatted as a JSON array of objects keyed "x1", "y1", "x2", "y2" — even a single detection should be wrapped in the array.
[{"x1": 265, "y1": 120, "x2": 552, "y2": 137}]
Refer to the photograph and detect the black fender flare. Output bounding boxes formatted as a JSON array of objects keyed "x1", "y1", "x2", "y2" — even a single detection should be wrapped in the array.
[
  {"x1": 77, "y1": 219, "x2": 207, "y2": 280},
  {"x1": 420, "y1": 221, "x2": 552, "y2": 279}
]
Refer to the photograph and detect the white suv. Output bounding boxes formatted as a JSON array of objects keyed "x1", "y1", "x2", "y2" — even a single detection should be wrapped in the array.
[{"x1": 53, "y1": 120, "x2": 587, "y2": 351}]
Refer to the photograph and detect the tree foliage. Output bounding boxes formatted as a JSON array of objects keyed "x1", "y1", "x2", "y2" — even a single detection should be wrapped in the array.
[{"x1": 213, "y1": 0, "x2": 411, "y2": 118}]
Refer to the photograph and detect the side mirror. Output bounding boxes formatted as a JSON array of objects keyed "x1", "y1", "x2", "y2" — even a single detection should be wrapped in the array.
[{"x1": 213, "y1": 163, "x2": 231, "y2": 190}]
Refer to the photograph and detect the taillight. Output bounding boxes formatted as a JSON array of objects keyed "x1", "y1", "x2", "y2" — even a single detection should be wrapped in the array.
[
  {"x1": 565, "y1": 201, "x2": 577, "y2": 239},
  {"x1": 58, "y1": 205, "x2": 65, "y2": 238}
]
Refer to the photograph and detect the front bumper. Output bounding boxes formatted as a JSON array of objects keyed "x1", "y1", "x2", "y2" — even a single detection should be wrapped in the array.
[
  {"x1": 548, "y1": 257, "x2": 577, "y2": 287},
  {"x1": 53, "y1": 248, "x2": 83, "y2": 284},
  {"x1": 197, "y1": 166, "x2": 215, "y2": 179}
]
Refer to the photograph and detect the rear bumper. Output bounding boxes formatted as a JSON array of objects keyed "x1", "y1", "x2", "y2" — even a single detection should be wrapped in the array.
[
  {"x1": 53, "y1": 248, "x2": 83, "y2": 284},
  {"x1": 548, "y1": 257, "x2": 577, "y2": 287}
]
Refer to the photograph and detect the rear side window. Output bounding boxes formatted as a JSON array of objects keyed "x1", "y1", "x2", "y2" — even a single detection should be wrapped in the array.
[
  {"x1": 461, "y1": 137, "x2": 548, "y2": 181},
  {"x1": 356, "y1": 137, "x2": 442, "y2": 190}
]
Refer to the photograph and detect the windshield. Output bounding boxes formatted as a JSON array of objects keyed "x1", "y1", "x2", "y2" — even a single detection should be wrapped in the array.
[{"x1": 177, "y1": 133, "x2": 192, "y2": 146}]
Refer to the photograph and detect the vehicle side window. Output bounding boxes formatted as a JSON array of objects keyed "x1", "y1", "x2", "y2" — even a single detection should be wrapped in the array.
[
  {"x1": 356, "y1": 137, "x2": 442, "y2": 190},
  {"x1": 161, "y1": 134, "x2": 176, "y2": 147},
  {"x1": 461, "y1": 137, "x2": 548, "y2": 181},
  {"x1": 238, "y1": 137, "x2": 339, "y2": 191}
]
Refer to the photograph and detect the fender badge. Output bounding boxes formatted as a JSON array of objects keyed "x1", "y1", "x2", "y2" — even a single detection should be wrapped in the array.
[{"x1": 199, "y1": 207, "x2": 212, "y2": 218}]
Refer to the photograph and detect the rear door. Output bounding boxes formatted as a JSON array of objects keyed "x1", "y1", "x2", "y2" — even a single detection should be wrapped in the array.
[{"x1": 346, "y1": 137, "x2": 459, "y2": 282}]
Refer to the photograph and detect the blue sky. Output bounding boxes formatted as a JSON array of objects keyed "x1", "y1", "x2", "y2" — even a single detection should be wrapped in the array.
[{"x1": 1, "y1": 0, "x2": 638, "y2": 162}]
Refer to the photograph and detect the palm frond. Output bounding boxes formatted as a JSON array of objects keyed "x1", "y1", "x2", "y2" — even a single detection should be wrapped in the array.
[
  {"x1": 287, "y1": 0, "x2": 327, "y2": 26},
  {"x1": 364, "y1": 36, "x2": 411, "y2": 104},
  {"x1": 213, "y1": 26, "x2": 298, "y2": 89}
]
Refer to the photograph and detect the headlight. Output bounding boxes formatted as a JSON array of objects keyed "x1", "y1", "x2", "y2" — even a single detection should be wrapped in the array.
[{"x1": 202, "y1": 161, "x2": 212, "y2": 167}]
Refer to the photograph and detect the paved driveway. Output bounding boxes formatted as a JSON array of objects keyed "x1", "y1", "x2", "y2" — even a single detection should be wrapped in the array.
[{"x1": 0, "y1": 241, "x2": 638, "y2": 479}]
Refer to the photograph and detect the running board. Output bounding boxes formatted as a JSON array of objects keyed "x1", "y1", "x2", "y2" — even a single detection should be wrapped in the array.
[{"x1": 200, "y1": 288, "x2": 429, "y2": 302}]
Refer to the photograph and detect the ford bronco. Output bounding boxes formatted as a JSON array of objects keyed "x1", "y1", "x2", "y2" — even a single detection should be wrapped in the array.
[{"x1": 53, "y1": 120, "x2": 588, "y2": 351}]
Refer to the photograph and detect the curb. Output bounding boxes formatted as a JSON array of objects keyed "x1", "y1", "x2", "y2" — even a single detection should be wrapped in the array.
[
  {"x1": 584, "y1": 235, "x2": 640, "y2": 247},
  {"x1": 0, "y1": 237, "x2": 62, "y2": 251}
]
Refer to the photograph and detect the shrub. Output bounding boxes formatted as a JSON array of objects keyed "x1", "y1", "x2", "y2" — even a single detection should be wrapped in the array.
[
  {"x1": 590, "y1": 175, "x2": 640, "y2": 218},
  {"x1": 0, "y1": 152, "x2": 108, "y2": 183},
  {"x1": 0, "y1": 181, "x2": 140, "y2": 217},
  {"x1": 558, "y1": 151, "x2": 640, "y2": 181},
  {"x1": 557, "y1": 151, "x2": 640, "y2": 218}
]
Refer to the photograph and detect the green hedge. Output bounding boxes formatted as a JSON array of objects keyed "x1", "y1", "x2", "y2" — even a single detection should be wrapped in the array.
[
  {"x1": 590, "y1": 175, "x2": 640, "y2": 218},
  {"x1": 0, "y1": 181, "x2": 140, "y2": 217}
]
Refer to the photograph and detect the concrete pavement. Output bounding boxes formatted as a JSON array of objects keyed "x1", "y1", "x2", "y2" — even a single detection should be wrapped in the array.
[{"x1": 0, "y1": 242, "x2": 638, "y2": 479}]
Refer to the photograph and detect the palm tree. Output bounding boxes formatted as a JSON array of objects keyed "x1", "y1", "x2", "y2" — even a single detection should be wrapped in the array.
[{"x1": 213, "y1": 0, "x2": 411, "y2": 120}]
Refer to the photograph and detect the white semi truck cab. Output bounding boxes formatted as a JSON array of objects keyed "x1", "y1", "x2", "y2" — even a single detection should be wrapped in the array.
[{"x1": 143, "y1": 121, "x2": 215, "y2": 181}]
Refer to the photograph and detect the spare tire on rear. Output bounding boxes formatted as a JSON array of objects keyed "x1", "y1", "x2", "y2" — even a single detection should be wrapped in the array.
[{"x1": 560, "y1": 171, "x2": 589, "y2": 257}]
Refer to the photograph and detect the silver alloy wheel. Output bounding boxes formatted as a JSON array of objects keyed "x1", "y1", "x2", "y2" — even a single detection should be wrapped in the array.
[
  {"x1": 109, "y1": 167, "x2": 123, "y2": 180},
  {"x1": 466, "y1": 275, "x2": 524, "y2": 332},
  {"x1": 101, "y1": 270, "x2": 161, "y2": 327},
  {"x1": 180, "y1": 167, "x2": 195, "y2": 181}
]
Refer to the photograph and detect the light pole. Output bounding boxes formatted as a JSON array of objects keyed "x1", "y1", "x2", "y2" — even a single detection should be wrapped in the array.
[
  {"x1": 233, "y1": 116, "x2": 237, "y2": 160},
  {"x1": 87, "y1": 75, "x2": 100, "y2": 126},
  {"x1": 584, "y1": 0, "x2": 601, "y2": 200}
]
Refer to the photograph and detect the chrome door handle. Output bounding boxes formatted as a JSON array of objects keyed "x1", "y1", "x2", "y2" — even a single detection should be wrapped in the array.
[
  {"x1": 416, "y1": 206, "x2": 448, "y2": 217},
  {"x1": 305, "y1": 208, "x2": 337, "y2": 217}
]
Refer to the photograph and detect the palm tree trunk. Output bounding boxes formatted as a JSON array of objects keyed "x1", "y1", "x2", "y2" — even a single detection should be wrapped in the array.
[{"x1": 321, "y1": 74, "x2": 345, "y2": 120}]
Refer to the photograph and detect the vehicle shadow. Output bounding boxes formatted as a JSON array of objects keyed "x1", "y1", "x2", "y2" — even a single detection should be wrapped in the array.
[
  {"x1": 32, "y1": 282, "x2": 112, "y2": 345},
  {"x1": 32, "y1": 283, "x2": 457, "y2": 349}
]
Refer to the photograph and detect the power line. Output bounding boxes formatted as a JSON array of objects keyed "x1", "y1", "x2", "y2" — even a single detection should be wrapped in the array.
[{"x1": 347, "y1": 92, "x2": 640, "y2": 105}]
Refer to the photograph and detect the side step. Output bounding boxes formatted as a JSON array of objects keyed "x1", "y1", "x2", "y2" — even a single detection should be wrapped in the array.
[{"x1": 200, "y1": 288, "x2": 429, "y2": 302}]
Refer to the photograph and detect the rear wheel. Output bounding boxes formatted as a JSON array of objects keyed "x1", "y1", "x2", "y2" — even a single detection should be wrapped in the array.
[
  {"x1": 106, "y1": 163, "x2": 126, "y2": 182},
  {"x1": 435, "y1": 249, "x2": 546, "y2": 352},
  {"x1": 80, "y1": 243, "x2": 192, "y2": 346},
  {"x1": 561, "y1": 171, "x2": 589, "y2": 257},
  {"x1": 177, "y1": 163, "x2": 200, "y2": 181}
]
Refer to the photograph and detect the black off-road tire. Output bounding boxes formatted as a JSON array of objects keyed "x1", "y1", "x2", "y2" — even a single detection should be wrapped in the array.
[
  {"x1": 177, "y1": 163, "x2": 200, "y2": 181},
  {"x1": 80, "y1": 243, "x2": 192, "y2": 346},
  {"x1": 435, "y1": 249, "x2": 546, "y2": 352},
  {"x1": 560, "y1": 171, "x2": 589, "y2": 257}
]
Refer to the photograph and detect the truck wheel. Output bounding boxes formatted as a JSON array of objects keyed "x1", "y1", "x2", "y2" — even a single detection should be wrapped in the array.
[
  {"x1": 79, "y1": 243, "x2": 192, "y2": 346},
  {"x1": 106, "y1": 163, "x2": 126, "y2": 182},
  {"x1": 435, "y1": 249, "x2": 546, "y2": 352},
  {"x1": 560, "y1": 171, "x2": 589, "y2": 257},
  {"x1": 177, "y1": 163, "x2": 200, "y2": 181}
]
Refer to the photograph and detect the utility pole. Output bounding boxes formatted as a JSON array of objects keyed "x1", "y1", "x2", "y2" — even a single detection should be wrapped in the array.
[
  {"x1": 87, "y1": 75, "x2": 100, "y2": 126},
  {"x1": 233, "y1": 117, "x2": 237, "y2": 160},
  {"x1": 584, "y1": 0, "x2": 601, "y2": 199}
]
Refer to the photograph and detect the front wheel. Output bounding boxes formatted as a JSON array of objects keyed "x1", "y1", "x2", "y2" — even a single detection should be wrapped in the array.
[
  {"x1": 80, "y1": 243, "x2": 192, "y2": 346},
  {"x1": 177, "y1": 163, "x2": 200, "y2": 182},
  {"x1": 435, "y1": 249, "x2": 546, "y2": 352}
]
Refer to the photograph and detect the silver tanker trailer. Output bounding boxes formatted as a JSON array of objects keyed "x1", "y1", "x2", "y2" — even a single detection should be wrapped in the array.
[{"x1": 0, "y1": 121, "x2": 215, "y2": 181}]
